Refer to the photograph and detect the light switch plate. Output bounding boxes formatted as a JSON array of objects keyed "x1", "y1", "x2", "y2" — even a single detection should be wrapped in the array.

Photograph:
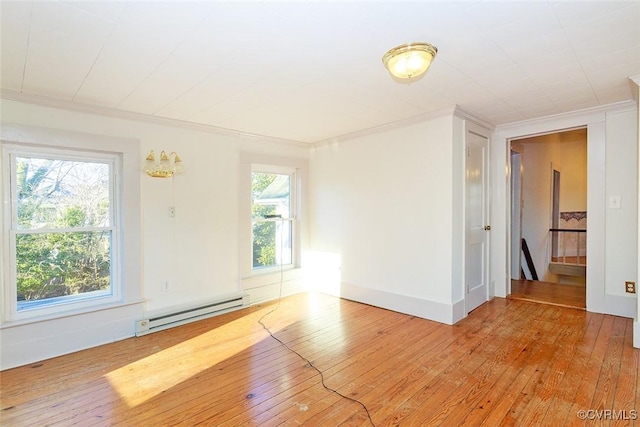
[{"x1": 609, "y1": 195, "x2": 621, "y2": 209}]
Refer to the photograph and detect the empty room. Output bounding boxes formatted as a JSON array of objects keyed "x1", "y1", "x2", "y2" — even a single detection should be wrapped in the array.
[{"x1": 1, "y1": 1, "x2": 639, "y2": 425}]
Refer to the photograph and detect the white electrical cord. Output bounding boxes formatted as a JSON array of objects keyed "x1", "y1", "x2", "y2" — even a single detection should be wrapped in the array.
[{"x1": 256, "y1": 217, "x2": 375, "y2": 426}]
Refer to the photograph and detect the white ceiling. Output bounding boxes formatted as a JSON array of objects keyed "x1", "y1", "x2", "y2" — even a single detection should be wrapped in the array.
[{"x1": 2, "y1": 1, "x2": 639, "y2": 144}]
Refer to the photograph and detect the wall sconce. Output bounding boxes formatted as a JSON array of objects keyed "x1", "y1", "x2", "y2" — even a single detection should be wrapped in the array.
[{"x1": 143, "y1": 150, "x2": 184, "y2": 178}]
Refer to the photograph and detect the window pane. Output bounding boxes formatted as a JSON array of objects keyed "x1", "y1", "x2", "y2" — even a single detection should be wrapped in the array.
[
  {"x1": 251, "y1": 172, "x2": 290, "y2": 220},
  {"x1": 251, "y1": 171, "x2": 293, "y2": 270},
  {"x1": 252, "y1": 220, "x2": 292, "y2": 268},
  {"x1": 15, "y1": 231, "x2": 111, "y2": 308},
  {"x1": 16, "y1": 157, "x2": 110, "y2": 230}
]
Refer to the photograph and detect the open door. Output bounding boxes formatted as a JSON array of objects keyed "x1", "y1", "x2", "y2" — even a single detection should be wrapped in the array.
[{"x1": 465, "y1": 123, "x2": 490, "y2": 313}]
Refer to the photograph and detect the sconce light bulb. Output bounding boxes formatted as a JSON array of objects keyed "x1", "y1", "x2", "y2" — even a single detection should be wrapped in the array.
[
  {"x1": 159, "y1": 151, "x2": 171, "y2": 172},
  {"x1": 172, "y1": 153, "x2": 185, "y2": 173}
]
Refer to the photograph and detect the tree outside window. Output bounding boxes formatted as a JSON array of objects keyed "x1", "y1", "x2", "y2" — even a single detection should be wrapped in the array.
[
  {"x1": 10, "y1": 154, "x2": 114, "y2": 310},
  {"x1": 251, "y1": 170, "x2": 293, "y2": 269}
]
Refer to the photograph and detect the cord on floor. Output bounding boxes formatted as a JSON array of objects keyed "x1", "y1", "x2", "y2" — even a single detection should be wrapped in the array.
[
  {"x1": 256, "y1": 217, "x2": 375, "y2": 426},
  {"x1": 258, "y1": 310, "x2": 376, "y2": 427}
]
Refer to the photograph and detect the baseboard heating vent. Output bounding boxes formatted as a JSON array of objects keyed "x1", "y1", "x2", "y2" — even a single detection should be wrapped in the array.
[{"x1": 135, "y1": 293, "x2": 249, "y2": 336}]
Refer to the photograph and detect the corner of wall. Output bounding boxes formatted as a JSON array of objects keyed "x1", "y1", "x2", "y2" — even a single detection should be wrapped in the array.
[{"x1": 451, "y1": 298, "x2": 467, "y2": 324}]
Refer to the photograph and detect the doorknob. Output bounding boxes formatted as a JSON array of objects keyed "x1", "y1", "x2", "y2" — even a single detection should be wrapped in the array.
[{"x1": 484, "y1": 225, "x2": 491, "y2": 231}]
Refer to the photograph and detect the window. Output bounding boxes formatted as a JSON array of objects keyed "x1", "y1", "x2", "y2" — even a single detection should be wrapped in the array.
[
  {"x1": 4, "y1": 145, "x2": 120, "y2": 319},
  {"x1": 251, "y1": 166, "x2": 296, "y2": 271}
]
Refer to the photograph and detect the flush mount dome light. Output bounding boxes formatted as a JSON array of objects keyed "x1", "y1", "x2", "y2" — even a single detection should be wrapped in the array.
[{"x1": 382, "y1": 42, "x2": 438, "y2": 80}]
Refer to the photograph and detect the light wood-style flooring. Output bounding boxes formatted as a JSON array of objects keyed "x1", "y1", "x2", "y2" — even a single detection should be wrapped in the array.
[
  {"x1": 509, "y1": 279, "x2": 586, "y2": 310},
  {"x1": 1, "y1": 292, "x2": 637, "y2": 426}
]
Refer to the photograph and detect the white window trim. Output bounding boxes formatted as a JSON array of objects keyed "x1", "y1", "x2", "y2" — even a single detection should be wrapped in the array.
[
  {"x1": 0, "y1": 124, "x2": 142, "y2": 326},
  {"x1": 251, "y1": 164, "x2": 298, "y2": 275},
  {"x1": 3, "y1": 145, "x2": 122, "y2": 320}
]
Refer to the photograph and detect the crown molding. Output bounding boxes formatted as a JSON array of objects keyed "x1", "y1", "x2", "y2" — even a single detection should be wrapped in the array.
[
  {"x1": 629, "y1": 76, "x2": 640, "y2": 103},
  {"x1": 312, "y1": 106, "x2": 458, "y2": 148},
  {"x1": 0, "y1": 89, "x2": 311, "y2": 149},
  {"x1": 451, "y1": 105, "x2": 496, "y2": 131},
  {"x1": 312, "y1": 104, "x2": 496, "y2": 149},
  {"x1": 495, "y1": 100, "x2": 637, "y2": 134}
]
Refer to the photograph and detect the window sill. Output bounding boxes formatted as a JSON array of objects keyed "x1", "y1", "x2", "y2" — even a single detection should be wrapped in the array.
[
  {"x1": 242, "y1": 266, "x2": 304, "y2": 289},
  {"x1": 1, "y1": 299, "x2": 144, "y2": 329},
  {"x1": 250, "y1": 263, "x2": 298, "y2": 276}
]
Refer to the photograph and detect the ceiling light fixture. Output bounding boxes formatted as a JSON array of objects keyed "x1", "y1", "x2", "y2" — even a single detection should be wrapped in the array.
[{"x1": 382, "y1": 42, "x2": 438, "y2": 80}]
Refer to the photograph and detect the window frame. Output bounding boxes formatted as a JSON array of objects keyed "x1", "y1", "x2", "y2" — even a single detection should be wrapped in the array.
[
  {"x1": 2, "y1": 143, "x2": 122, "y2": 321},
  {"x1": 250, "y1": 164, "x2": 298, "y2": 274}
]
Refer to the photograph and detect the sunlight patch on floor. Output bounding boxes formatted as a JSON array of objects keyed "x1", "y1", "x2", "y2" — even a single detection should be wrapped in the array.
[{"x1": 104, "y1": 309, "x2": 285, "y2": 408}]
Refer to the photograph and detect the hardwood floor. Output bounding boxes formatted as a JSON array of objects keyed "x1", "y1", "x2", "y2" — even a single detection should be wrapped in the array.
[
  {"x1": 509, "y1": 279, "x2": 586, "y2": 310},
  {"x1": 1, "y1": 292, "x2": 637, "y2": 426}
]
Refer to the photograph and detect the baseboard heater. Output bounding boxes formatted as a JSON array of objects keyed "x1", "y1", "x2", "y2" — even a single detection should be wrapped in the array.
[{"x1": 135, "y1": 293, "x2": 250, "y2": 336}]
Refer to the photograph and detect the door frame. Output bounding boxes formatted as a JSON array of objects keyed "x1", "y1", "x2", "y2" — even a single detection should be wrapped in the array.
[
  {"x1": 550, "y1": 166, "x2": 561, "y2": 261},
  {"x1": 510, "y1": 148, "x2": 523, "y2": 280},
  {"x1": 490, "y1": 102, "x2": 636, "y2": 319},
  {"x1": 504, "y1": 127, "x2": 584, "y2": 292}
]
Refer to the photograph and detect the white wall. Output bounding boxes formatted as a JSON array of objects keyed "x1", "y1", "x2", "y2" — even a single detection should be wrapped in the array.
[
  {"x1": 491, "y1": 101, "x2": 638, "y2": 319},
  {"x1": 308, "y1": 114, "x2": 463, "y2": 324},
  {"x1": 0, "y1": 99, "x2": 309, "y2": 369}
]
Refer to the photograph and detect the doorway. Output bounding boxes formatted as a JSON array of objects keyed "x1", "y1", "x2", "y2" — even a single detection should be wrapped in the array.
[{"x1": 508, "y1": 128, "x2": 587, "y2": 308}]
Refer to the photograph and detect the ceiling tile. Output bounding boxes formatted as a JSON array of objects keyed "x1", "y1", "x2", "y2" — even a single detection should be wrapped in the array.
[
  {"x1": 463, "y1": 1, "x2": 552, "y2": 32},
  {"x1": 22, "y1": 2, "x2": 115, "y2": 99},
  {"x1": 518, "y1": 49, "x2": 585, "y2": 87},
  {"x1": 116, "y1": 34, "x2": 231, "y2": 114},
  {"x1": 0, "y1": 1, "x2": 31, "y2": 91},
  {"x1": 74, "y1": 31, "x2": 185, "y2": 107},
  {"x1": 552, "y1": 1, "x2": 637, "y2": 29},
  {"x1": 565, "y1": 5, "x2": 640, "y2": 60},
  {"x1": 59, "y1": 1, "x2": 125, "y2": 22}
]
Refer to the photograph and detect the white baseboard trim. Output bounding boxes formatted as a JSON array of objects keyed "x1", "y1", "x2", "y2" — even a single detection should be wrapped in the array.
[
  {"x1": 634, "y1": 321, "x2": 639, "y2": 349},
  {"x1": 587, "y1": 292, "x2": 636, "y2": 319},
  {"x1": 337, "y1": 282, "x2": 464, "y2": 325},
  {"x1": 451, "y1": 298, "x2": 467, "y2": 324}
]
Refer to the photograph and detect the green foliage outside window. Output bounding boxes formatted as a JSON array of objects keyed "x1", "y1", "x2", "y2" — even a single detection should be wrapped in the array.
[
  {"x1": 252, "y1": 173, "x2": 277, "y2": 267},
  {"x1": 14, "y1": 157, "x2": 112, "y2": 303},
  {"x1": 16, "y1": 232, "x2": 111, "y2": 301}
]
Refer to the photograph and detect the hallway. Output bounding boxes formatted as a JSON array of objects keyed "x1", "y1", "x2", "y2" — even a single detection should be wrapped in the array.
[{"x1": 509, "y1": 279, "x2": 586, "y2": 310}]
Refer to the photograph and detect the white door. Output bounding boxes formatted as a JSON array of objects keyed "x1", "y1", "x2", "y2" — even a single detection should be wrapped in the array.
[{"x1": 465, "y1": 124, "x2": 490, "y2": 313}]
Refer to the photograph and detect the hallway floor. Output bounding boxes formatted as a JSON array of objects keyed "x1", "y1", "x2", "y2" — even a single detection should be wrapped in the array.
[{"x1": 508, "y1": 279, "x2": 586, "y2": 310}]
